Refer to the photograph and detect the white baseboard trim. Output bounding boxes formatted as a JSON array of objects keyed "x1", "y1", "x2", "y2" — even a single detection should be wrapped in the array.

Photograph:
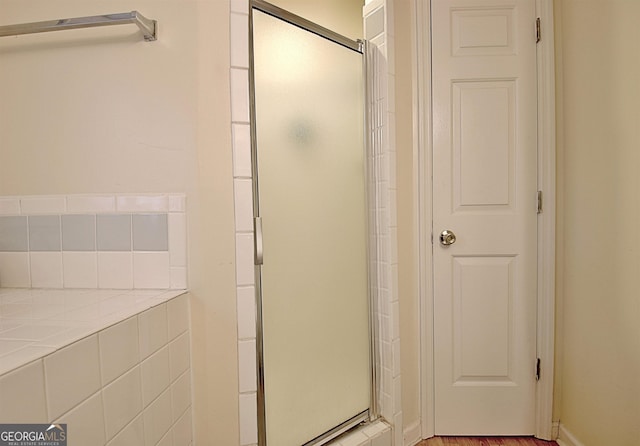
[
  {"x1": 403, "y1": 420, "x2": 421, "y2": 446},
  {"x1": 557, "y1": 423, "x2": 586, "y2": 446}
]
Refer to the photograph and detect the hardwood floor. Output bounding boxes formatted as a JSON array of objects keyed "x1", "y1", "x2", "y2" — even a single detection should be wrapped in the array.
[{"x1": 417, "y1": 437, "x2": 559, "y2": 446}]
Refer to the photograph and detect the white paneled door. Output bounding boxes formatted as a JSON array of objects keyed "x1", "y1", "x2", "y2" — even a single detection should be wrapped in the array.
[{"x1": 432, "y1": 0, "x2": 538, "y2": 435}]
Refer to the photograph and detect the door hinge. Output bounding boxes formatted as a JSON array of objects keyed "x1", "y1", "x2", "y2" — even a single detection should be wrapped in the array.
[
  {"x1": 536, "y1": 358, "x2": 541, "y2": 381},
  {"x1": 536, "y1": 17, "x2": 541, "y2": 43},
  {"x1": 537, "y1": 190, "x2": 543, "y2": 214}
]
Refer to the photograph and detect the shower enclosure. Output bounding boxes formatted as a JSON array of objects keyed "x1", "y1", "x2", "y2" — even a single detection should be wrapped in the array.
[{"x1": 250, "y1": 2, "x2": 372, "y2": 445}]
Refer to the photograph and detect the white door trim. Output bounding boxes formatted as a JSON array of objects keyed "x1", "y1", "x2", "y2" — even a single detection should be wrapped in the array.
[
  {"x1": 414, "y1": 0, "x2": 556, "y2": 441},
  {"x1": 533, "y1": 0, "x2": 556, "y2": 440},
  {"x1": 414, "y1": 0, "x2": 434, "y2": 439}
]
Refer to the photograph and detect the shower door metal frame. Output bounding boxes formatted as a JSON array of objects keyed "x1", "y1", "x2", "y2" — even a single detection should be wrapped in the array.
[{"x1": 248, "y1": 2, "x2": 378, "y2": 445}]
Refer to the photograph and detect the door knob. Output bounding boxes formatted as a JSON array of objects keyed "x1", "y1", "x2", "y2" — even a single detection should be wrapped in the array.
[{"x1": 439, "y1": 230, "x2": 456, "y2": 246}]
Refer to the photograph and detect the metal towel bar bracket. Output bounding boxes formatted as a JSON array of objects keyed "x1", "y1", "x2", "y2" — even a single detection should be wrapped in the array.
[{"x1": 0, "y1": 11, "x2": 158, "y2": 42}]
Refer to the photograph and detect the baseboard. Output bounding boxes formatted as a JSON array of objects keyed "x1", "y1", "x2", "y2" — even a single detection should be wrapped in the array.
[
  {"x1": 556, "y1": 423, "x2": 586, "y2": 446},
  {"x1": 403, "y1": 420, "x2": 421, "y2": 446}
]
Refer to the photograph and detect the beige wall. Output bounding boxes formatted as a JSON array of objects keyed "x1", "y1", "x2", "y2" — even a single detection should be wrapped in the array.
[
  {"x1": 555, "y1": 1, "x2": 640, "y2": 444},
  {"x1": 0, "y1": 1, "x2": 239, "y2": 444},
  {"x1": 266, "y1": 0, "x2": 364, "y2": 40}
]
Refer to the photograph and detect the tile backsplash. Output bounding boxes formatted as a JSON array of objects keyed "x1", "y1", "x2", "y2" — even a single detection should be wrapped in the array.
[{"x1": 0, "y1": 194, "x2": 187, "y2": 290}]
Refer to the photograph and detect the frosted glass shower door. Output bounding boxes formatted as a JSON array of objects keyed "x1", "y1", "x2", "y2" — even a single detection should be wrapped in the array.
[{"x1": 252, "y1": 9, "x2": 370, "y2": 446}]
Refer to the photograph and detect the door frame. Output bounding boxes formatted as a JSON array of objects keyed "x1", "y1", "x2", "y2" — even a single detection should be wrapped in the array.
[{"x1": 413, "y1": 0, "x2": 556, "y2": 440}]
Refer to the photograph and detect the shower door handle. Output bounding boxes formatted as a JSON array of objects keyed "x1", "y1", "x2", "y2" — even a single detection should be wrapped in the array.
[{"x1": 254, "y1": 217, "x2": 264, "y2": 265}]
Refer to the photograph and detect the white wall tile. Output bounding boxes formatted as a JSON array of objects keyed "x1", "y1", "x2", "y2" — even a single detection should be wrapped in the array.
[
  {"x1": 44, "y1": 334, "x2": 101, "y2": 420},
  {"x1": 390, "y1": 264, "x2": 399, "y2": 303},
  {"x1": 168, "y1": 195, "x2": 186, "y2": 213},
  {"x1": 168, "y1": 213, "x2": 187, "y2": 267},
  {"x1": 381, "y1": 364, "x2": 392, "y2": 397},
  {"x1": 392, "y1": 338, "x2": 401, "y2": 377},
  {"x1": 365, "y1": 5, "x2": 385, "y2": 39},
  {"x1": 35, "y1": 327, "x2": 90, "y2": 350},
  {"x1": 0, "y1": 346, "x2": 55, "y2": 376},
  {"x1": 381, "y1": 391, "x2": 393, "y2": 421},
  {"x1": 1, "y1": 323, "x2": 67, "y2": 341},
  {"x1": 231, "y1": 13, "x2": 249, "y2": 68},
  {"x1": 388, "y1": 151, "x2": 397, "y2": 188},
  {"x1": 172, "y1": 408, "x2": 192, "y2": 446},
  {"x1": 234, "y1": 179, "x2": 254, "y2": 232},
  {"x1": 117, "y1": 195, "x2": 168, "y2": 213},
  {"x1": 382, "y1": 341, "x2": 392, "y2": 372},
  {"x1": 140, "y1": 346, "x2": 170, "y2": 407},
  {"x1": 0, "y1": 360, "x2": 47, "y2": 422},
  {"x1": 63, "y1": 252, "x2": 98, "y2": 288},
  {"x1": 340, "y1": 430, "x2": 371, "y2": 446},
  {"x1": 30, "y1": 252, "x2": 63, "y2": 288},
  {"x1": 236, "y1": 286, "x2": 256, "y2": 340},
  {"x1": 107, "y1": 414, "x2": 145, "y2": 446},
  {"x1": 170, "y1": 267, "x2": 188, "y2": 290},
  {"x1": 103, "y1": 366, "x2": 143, "y2": 440},
  {"x1": 98, "y1": 252, "x2": 133, "y2": 289},
  {"x1": 232, "y1": 124, "x2": 252, "y2": 178},
  {"x1": 393, "y1": 412, "x2": 403, "y2": 446},
  {"x1": 238, "y1": 339, "x2": 256, "y2": 393},
  {"x1": 361, "y1": 421, "x2": 388, "y2": 439},
  {"x1": 66, "y1": 195, "x2": 116, "y2": 214},
  {"x1": 235, "y1": 233, "x2": 254, "y2": 286},
  {"x1": 156, "y1": 431, "x2": 173, "y2": 446},
  {"x1": 20, "y1": 197, "x2": 66, "y2": 214},
  {"x1": 0, "y1": 198, "x2": 20, "y2": 215},
  {"x1": 170, "y1": 370, "x2": 191, "y2": 421},
  {"x1": 139, "y1": 304, "x2": 168, "y2": 360},
  {"x1": 391, "y1": 301, "x2": 400, "y2": 341},
  {"x1": 380, "y1": 314, "x2": 390, "y2": 343},
  {"x1": 167, "y1": 293, "x2": 189, "y2": 340},
  {"x1": 239, "y1": 392, "x2": 258, "y2": 445},
  {"x1": 133, "y1": 252, "x2": 170, "y2": 289},
  {"x1": 0, "y1": 252, "x2": 30, "y2": 287},
  {"x1": 169, "y1": 332, "x2": 190, "y2": 382},
  {"x1": 230, "y1": 0, "x2": 249, "y2": 15},
  {"x1": 55, "y1": 391, "x2": 106, "y2": 446},
  {"x1": 231, "y1": 68, "x2": 250, "y2": 123},
  {"x1": 143, "y1": 388, "x2": 172, "y2": 446},
  {"x1": 99, "y1": 316, "x2": 140, "y2": 385},
  {"x1": 371, "y1": 429, "x2": 391, "y2": 446},
  {"x1": 389, "y1": 228, "x2": 398, "y2": 264}
]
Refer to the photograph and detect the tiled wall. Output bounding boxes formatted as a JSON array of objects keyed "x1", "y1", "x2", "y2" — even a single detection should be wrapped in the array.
[
  {"x1": 363, "y1": 2, "x2": 404, "y2": 445},
  {"x1": 229, "y1": 0, "x2": 401, "y2": 445},
  {"x1": 229, "y1": 1, "x2": 257, "y2": 445},
  {"x1": 0, "y1": 194, "x2": 187, "y2": 290},
  {"x1": 0, "y1": 293, "x2": 192, "y2": 446}
]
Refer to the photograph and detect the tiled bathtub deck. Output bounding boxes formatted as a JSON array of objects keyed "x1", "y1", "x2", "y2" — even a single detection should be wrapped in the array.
[
  {"x1": 0, "y1": 288, "x2": 187, "y2": 376},
  {"x1": 0, "y1": 288, "x2": 192, "y2": 446}
]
